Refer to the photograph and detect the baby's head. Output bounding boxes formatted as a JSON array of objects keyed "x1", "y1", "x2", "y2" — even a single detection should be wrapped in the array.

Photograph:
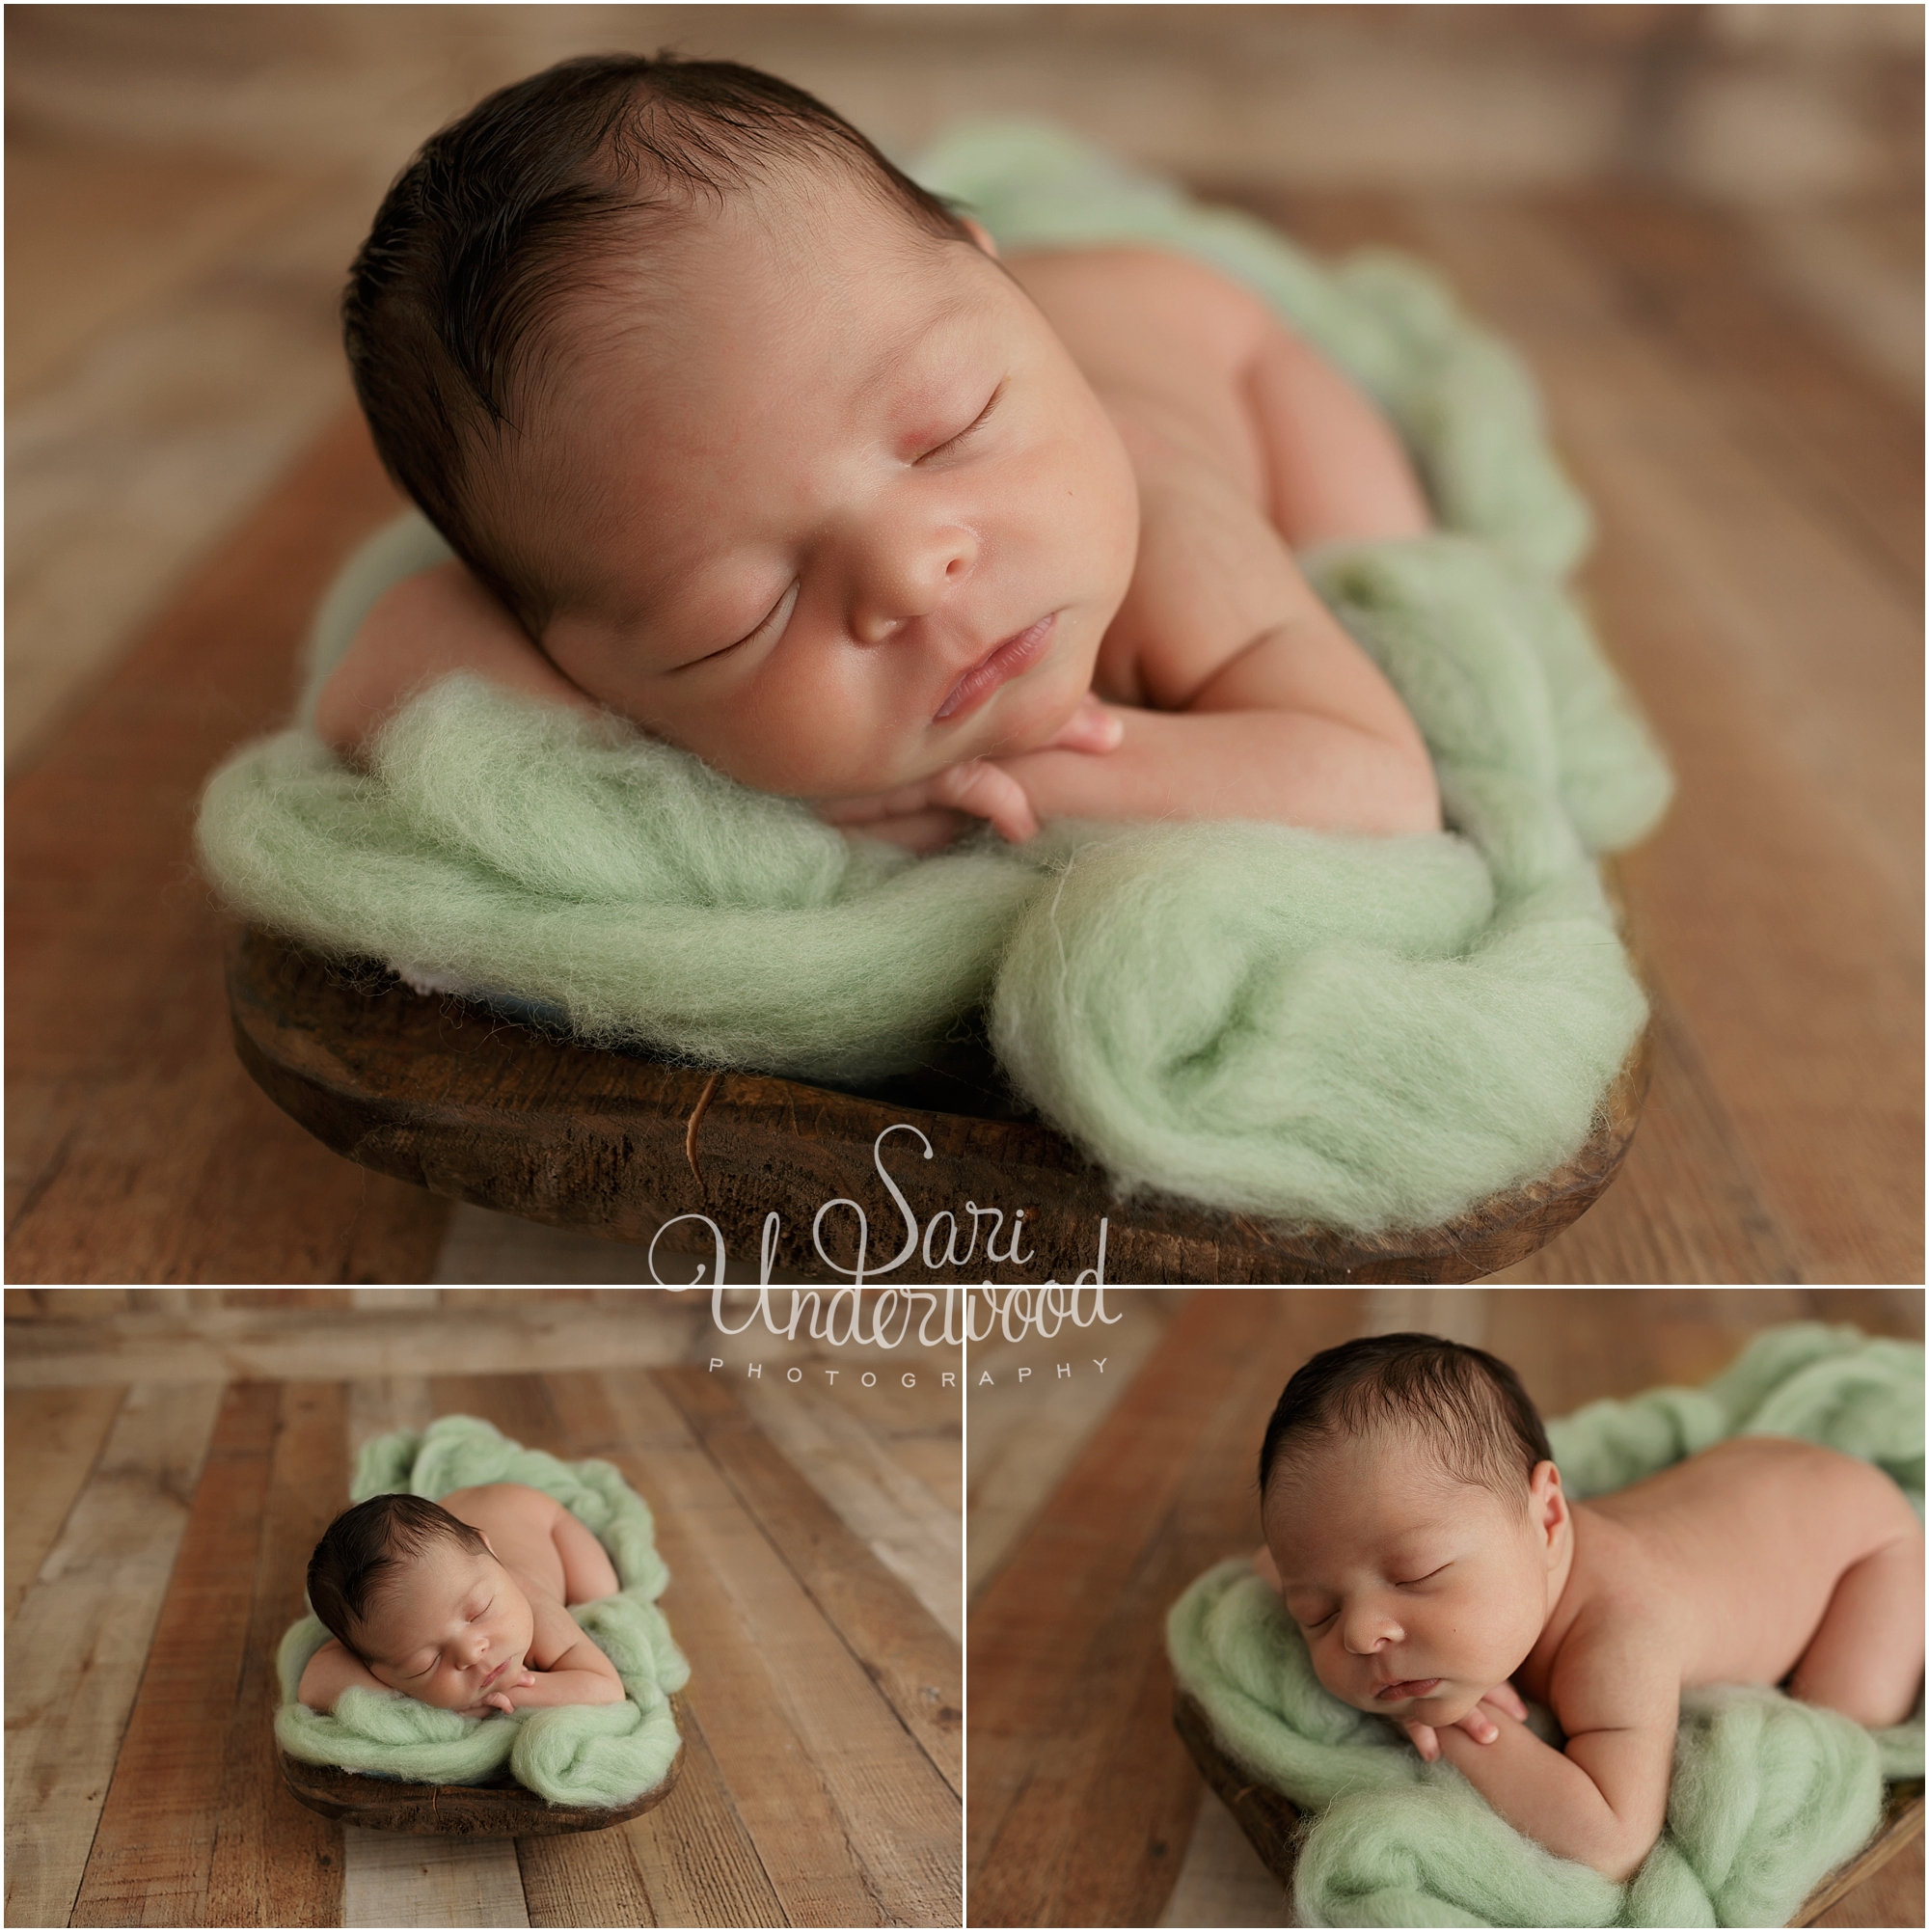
[
  {"x1": 307, "y1": 1493, "x2": 534, "y2": 1711},
  {"x1": 1258, "y1": 1333, "x2": 1567, "y2": 1729},
  {"x1": 346, "y1": 53, "x2": 1138, "y2": 799}
]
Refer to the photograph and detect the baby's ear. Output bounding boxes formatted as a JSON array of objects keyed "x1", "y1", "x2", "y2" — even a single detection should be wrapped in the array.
[
  {"x1": 963, "y1": 217, "x2": 999, "y2": 259},
  {"x1": 1528, "y1": 1460, "x2": 1567, "y2": 1547}
]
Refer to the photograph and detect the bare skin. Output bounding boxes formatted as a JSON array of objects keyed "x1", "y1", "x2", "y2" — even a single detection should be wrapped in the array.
[
  {"x1": 297, "y1": 1483, "x2": 625, "y2": 1717},
  {"x1": 1260, "y1": 1432, "x2": 1923, "y2": 1883},
  {"x1": 317, "y1": 165, "x2": 1439, "y2": 847}
]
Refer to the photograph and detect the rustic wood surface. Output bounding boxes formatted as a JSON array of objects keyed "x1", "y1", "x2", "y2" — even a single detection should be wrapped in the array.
[
  {"x1": 6, "y1": 411, "x2": 449, "y2": 1284},
  {"x1": 6, "y1": 1348, "x2": 961, "y2": 1927},
  {"x1": 277, "y1": 1733, "x2": 684, "y2": 1838},
  {"x1": 967, "y1": 1290, "x2": 1367, "y2": 1925},
  {"x1": 8, "y1": 188, "x2": 1917, "y2": 1284},
  {"x1": 965, "y1": 1288, "x2": 1925, "y2": 1928},
  {"x1": 228, "y1": 920, "x2": 1645, "y2": 1286}
]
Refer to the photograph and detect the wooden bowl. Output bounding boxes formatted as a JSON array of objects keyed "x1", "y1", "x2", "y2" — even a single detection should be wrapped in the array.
[
  {"x1": 227, "y1": 924, "x2": 1647, "y2": 1284},
  {"x1": 278, "y1": 1723, "x2": 684, "y2": 1838},
  {"x1": 1174, "y1": 1688, "x2": 1925, "y2": 1925}
]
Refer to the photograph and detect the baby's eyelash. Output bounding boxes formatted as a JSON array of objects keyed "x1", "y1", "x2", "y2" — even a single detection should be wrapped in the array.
[
  {"x1": 920, "y1": 382, "x2": 1004, "y2": 461},
  {"x1": 682, "y1": 583, "x2": 799, "y2": 669},
  {"x1": 1397, "y1": 1565, "x2": 1449, "y2": 1587}
]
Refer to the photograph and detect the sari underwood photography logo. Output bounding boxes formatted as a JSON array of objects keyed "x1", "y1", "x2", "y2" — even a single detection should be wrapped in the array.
[
  {"x1": 645, "y1": 1123, "x2": 1113, "y2": 1284},
  {"x1": 677, "y1": 1283, "x2": 1122, "y2": 1348}
]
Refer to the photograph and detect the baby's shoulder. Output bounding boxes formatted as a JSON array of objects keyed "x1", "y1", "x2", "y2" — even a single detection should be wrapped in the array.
[
  {"x1": 439, "y1": 1482, "x2": 562, "y2": 1534},
  {"x1": 1003, "y1": 243, "x2": 1274, "y2": 372},
  {"x1": 1541, "y1": 1530, "x2": 1683, "y2": 1732}
]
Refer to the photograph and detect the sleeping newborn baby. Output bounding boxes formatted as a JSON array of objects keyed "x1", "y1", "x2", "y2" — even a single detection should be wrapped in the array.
[
  {"x1": 299, "y1": 1485, "x2": 626, "y2": 1716},
  {"x1": 1255, "y1": 1333, "x2": 1924, "y2": 1882},
  {"x1": 316, "y1": 52, "x2": 1442, "y2": 851}
]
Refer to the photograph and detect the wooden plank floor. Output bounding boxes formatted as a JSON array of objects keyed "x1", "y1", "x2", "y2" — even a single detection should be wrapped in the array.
[
  {"x1": 7, "y1": 1357, "x2": 962, "y2": 1927},
  {"x1": 965, "y1": 1287, "x2": 1925, "y2": 1928},
  {"x1": 7, "y1": 186, "x2": 1918, "y2": 1283}
]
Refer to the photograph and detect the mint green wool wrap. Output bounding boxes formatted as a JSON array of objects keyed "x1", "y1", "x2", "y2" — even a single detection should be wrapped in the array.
[
  {"x1": 1165, "y1": 1324, "x2": 1925, "y2": 1927},
  {"x1": 194, "y1": 122, "x2": 1671, "y2": 1235},
  {"x1": 275, "y1": 1415, "x2": 689, "y2": 1807}
]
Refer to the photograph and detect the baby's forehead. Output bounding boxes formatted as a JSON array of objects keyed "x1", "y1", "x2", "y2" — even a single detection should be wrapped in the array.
[{"x1": 364, "y1": 1543, "x2": 483, "y2": 1625}]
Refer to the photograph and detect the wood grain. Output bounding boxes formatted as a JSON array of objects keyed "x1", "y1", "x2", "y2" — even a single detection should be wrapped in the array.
[
  {"x1": 8, "y1": 1297, "x2": 703, "y2": 1390},
  {"x1": 967, "y1": 1290, "x2": 1364, "y2": 1927},
  {"x1": 516, "y1": 1701, "x2": 789, "y2": 1929},
  {"x1": 656, "y1": 1367, "x2": 964, "y2": 1794},
  {"x1": 63, "y1": 1381, "x2": 354, "y2": 1925},
  {"x1": 734, "y1": 1370, "x2": 963, "y2": 1640},
  {"x1": 4, "y1": 1379, "x2": 224, "y2": 1928},
  {"x1": 550, "y1": 1366, "x2": 962, "y2": 1926},
  {"x1": 5, "y1": 407, "x2": 449, "y2": 1284},
  {"x1": 340, "y1": 1824, "x2": 530, "y2": 1929},
  {"x1": 202, "y1": 1380, "x2": 348, "y2": 1927},
  {"x1": 4, "y1": 1381, "x2": 125, "y2": 1623},
  {"x1": 281, "y1": 1736, "x2": 682, "y2": 1837},
  {"x1": 228, "y1": 922, "x2": 1645, "y2": 1285}
]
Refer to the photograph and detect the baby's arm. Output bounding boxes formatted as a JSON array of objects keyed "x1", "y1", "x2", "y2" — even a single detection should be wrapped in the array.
[
  {"x1": 313, "y1": 560, "x2": 597, "y2": 760},
  {"x1": 1417, "y1": 1632, "x2": 1676, "y2": 1882},
  {"x1": 297, "y1": 1636, "x2": 392, "y2": 1713},
  {"x1": 551, "y1": 1505, "x2": 620, "y2": 1605},
  {"x1": 493, "y1": 1591, "x2": 625, "y2": 1710}
]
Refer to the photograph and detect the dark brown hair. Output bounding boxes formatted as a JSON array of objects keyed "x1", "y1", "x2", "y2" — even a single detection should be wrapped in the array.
[
  {"x1": 306, "y1": 1493, "x2": 490, "y2": 1659},
  {"x1": 342, "y1": 50, "x2": 973, "y2": 636},
  {"x1": 1258, "y1": 1332, "x2": 1554, "y2": 1503}
]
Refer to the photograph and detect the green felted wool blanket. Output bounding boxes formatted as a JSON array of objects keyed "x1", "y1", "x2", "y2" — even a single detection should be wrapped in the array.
[
  {"x1": 275, "y1": 1414, "x2": 689, "y2": 1807},
  {"x1": 1166, "y1": 1323, "x2": 1925, "y2": 1928},
  {"x1": 195, "y1": 121, "x2": 1671, "y2": 1237}
]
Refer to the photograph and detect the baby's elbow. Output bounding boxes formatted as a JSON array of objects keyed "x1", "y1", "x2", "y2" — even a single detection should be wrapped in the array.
[
  {"x1": 1580, "y1": 1820, "x2": 1662, "y2": 1887},
  {"x1": 1369, "y1": 744, "x2": 1442, "y2": 837}
]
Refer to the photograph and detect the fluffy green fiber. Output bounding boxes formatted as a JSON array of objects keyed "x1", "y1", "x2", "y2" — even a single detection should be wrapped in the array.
[
  {"x1": 195, "y1": 121, "x2": 1672, "y2": 1234},
  {"x1": 275, "y1": 1414, "x2": 690, "y2": 1807},
  {"x1": 1165, "y1": 1324, "x2": 1925, "y2": 1927}
]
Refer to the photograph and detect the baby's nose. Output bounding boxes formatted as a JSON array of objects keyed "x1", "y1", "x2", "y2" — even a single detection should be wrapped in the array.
[
  {"x1": 1341, "y1": 1609, "x2": 1402, "y2": 1654},
  {"x1": 850, "y1": 523, "x2": 978, "y2": 643}
]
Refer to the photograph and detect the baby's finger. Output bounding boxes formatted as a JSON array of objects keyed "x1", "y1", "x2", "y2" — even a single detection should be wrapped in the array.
[
  {"x1": 1487, "y1": 1682, "x2": 1530, "y2": 1723},
  {"x1": 1401, "y1": 1720, "x2": 1440, "y2": 1763},
  {"x1": 1045, "y1": 694, "x2": 1125, "y2": 754},
  {"x1": 1458, "y1": 1710, "x2": 1500, "y2": 1745},
  {"x1": 930, "y1": 759, "x2": 1038, "y2": 842}
]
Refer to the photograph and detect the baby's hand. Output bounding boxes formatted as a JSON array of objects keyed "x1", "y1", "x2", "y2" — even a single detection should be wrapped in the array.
[
  {"x1": 1399, "y1": 1681, "x2": 1529, "y2": 1763},
  {"x1": 817, "y1": 695, "x2": 1124, "y2": 850},
  {"x1": 462, "y1": 1671, "x2": 537, "y2": 1718}
]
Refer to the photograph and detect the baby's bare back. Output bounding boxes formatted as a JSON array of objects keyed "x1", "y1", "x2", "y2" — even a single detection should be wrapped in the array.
[
  {"x1": 1562, "y1": 1438, "x2": 1915, "y2": 1693},
  {"x1": 438, "y1": 1483, "x2": 616, "y2": 1608}
]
